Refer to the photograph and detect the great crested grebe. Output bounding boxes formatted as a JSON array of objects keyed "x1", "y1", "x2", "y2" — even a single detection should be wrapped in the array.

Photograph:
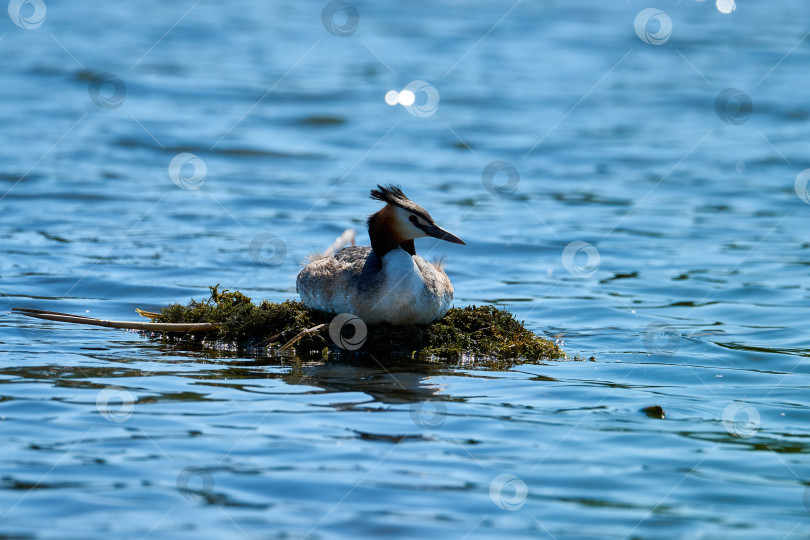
[{"x1": 296, "y1": 185, "x2": 465, "y2": 325}]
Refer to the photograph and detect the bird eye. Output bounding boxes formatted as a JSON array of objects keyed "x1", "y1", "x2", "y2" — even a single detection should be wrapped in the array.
[{"x1": 409, "y1": 215, "x2": 418, "y2": 224}]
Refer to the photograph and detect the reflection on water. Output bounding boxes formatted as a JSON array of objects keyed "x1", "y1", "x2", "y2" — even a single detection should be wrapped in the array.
[{"x1": 2, "y1": 0, "x2": 810, "y2": 538}]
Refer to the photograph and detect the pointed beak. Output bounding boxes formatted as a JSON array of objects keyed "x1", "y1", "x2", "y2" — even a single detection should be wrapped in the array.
[{"x1": 421, "y1": 223, "x2": 466, "y2": 245}]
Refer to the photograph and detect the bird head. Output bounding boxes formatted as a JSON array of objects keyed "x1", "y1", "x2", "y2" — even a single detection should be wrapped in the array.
[{"x1": 367, "y1": 184, "x2": 465, "y2": 256}]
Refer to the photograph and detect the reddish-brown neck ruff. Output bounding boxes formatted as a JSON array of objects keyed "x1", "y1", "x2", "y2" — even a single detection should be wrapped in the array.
[{"x1": 367, "y1": 204, "x2": 415, "y2": 257}]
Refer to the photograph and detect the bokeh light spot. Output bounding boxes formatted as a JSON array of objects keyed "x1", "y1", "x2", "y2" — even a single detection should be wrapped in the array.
[
  {"x1": 397, "y1": 90, "x2": 415, "y2": 106},
  {"x1": 716, "y1": 0, "x2": 736, "y2": 14}
]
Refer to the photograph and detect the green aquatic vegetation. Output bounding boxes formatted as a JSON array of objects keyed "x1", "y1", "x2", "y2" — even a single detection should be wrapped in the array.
[{"x1": 155, "y1": 286, "x2": 568, "y2": 362}]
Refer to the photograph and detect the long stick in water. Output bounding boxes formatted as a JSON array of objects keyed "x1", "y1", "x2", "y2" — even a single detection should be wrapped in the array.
[{"x1": 11, "y1": 308, "x2": 218, "y2": 332}]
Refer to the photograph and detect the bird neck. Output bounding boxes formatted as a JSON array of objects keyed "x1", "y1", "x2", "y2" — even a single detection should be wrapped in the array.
[{"x1": 368, "y1": 206, "x2": 416, "y2": 257}]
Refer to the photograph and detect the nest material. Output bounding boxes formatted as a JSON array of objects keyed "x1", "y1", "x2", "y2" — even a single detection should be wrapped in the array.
[{"x1": 155, "y1": 286, "x2": 568, "y2": 362}]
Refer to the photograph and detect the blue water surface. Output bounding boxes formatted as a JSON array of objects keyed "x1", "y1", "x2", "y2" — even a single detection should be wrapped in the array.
[{"x1": 2, "y1": 1, "x2": 810, "y2": 538}]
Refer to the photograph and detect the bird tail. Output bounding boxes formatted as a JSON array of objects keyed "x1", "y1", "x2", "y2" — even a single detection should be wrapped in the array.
[
  {"x1": 11, "y1": 308, "x2": 218, "y2": 332},
  {"x1": 304, "y1": 228, "x2": 357, "y2": 263},
  {"x1": 321, "y1": 228, "x2": 356, "y2": 257}
]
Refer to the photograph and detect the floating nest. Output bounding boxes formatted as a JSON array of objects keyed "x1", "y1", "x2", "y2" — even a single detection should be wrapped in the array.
[{"x1": 153, "y1": 286, "x2": 569, "y2": 363}]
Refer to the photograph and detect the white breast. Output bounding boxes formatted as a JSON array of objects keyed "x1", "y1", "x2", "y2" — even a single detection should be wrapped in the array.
[
  {"x1": 366, "y1": 249, "x2": 453, "y2": 325},
  {"x1": 381, "y1": 249, "x2": 426, "y2": 298},
  {"x1": 297, "y1": 247, "x2": 454, "y2": 325}
]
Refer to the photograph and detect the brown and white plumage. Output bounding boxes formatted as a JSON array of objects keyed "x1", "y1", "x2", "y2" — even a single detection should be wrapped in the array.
[{"x1": 296, "y1": 185, "x2": 465, "y2": 325}]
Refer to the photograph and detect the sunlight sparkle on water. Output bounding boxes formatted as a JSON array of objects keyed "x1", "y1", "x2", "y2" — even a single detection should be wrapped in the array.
[
  {"x1": 385, "y1": 89, "x2": 416, "y2": 107},
  {"x1": 716, "y1": 0, "x2": 736, "y2": 14},
  {"x1": 397, "y1": 90, "x2": 415, "y2": 106}
]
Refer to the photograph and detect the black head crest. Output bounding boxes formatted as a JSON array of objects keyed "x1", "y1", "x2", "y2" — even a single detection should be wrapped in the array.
[{"x1": 369, "y1": 184, "x2": 412, "y2": 209}]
